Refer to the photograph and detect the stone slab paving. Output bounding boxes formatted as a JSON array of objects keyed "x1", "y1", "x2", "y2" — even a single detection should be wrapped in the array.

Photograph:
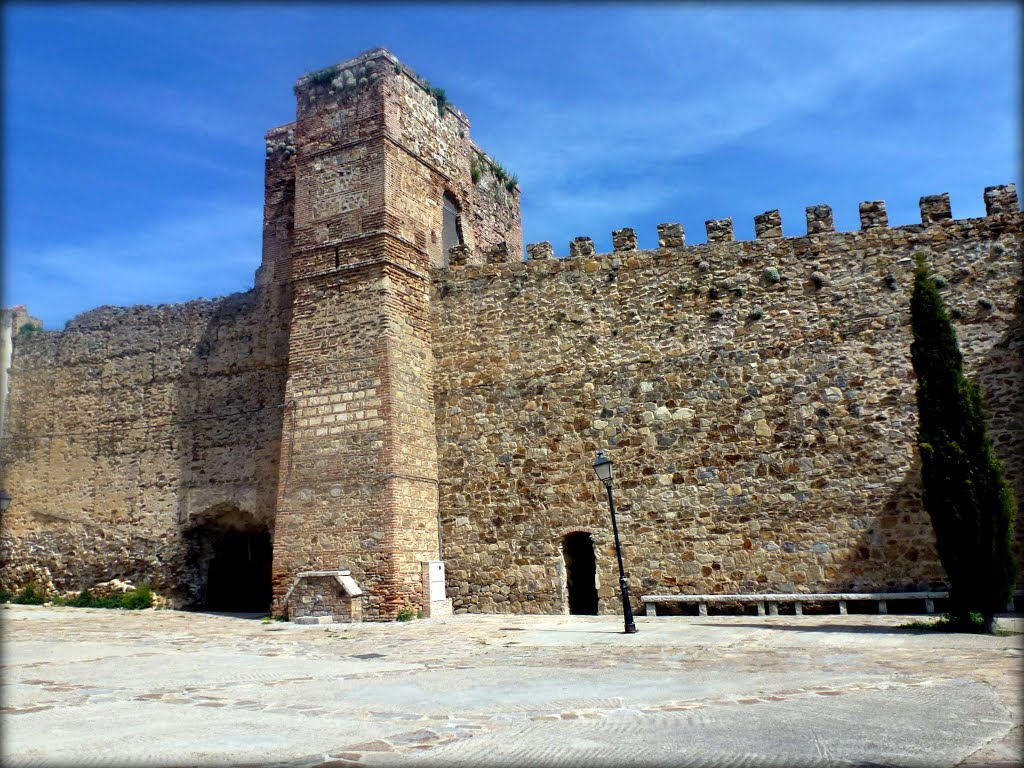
[{"x1": 1, "y1": 604, "x2": 1021, "y2": 767}]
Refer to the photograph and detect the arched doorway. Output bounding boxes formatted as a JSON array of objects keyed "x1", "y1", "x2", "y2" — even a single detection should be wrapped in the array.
[
  {"x1": 563, "y1": 532, "x2": 598, "y2": 615},
  {"x1": 186, "y1": 505, "x2": 273, "y2": 612},
  {"x1": 204, "y1": 529, "x2": 272, "y2": 611}
]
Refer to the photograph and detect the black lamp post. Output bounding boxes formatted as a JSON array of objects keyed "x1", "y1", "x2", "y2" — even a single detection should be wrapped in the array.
[{"x1": 592, "y1": 451, "x2": 637, "y2": 634}]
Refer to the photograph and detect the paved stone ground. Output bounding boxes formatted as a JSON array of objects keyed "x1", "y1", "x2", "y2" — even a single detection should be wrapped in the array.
[{"x1": 2, "y1": 604, "x2": 1021, "y2": 768}]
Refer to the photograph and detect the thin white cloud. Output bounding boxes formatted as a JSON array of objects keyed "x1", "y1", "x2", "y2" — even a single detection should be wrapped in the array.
[
  {"x1": 6, "y1": 53, "x2": 266, "y2": 151},
  {"x1": 6, "y1": 203, "x2": 262, "y2": 329},
  {"x1": 21, "y1": 120, "x2": 257, "y2": 181}
]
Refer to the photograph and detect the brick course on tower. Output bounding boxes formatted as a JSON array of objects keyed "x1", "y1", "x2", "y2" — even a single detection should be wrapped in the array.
[{"x1": 0, "y1": 49, "x2": 1020, "y2": 620}]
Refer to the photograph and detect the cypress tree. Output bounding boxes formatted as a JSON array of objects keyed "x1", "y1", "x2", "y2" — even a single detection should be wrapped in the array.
[{"x1": 910, "y1": 252, "x2": 1017, "y2": 632}]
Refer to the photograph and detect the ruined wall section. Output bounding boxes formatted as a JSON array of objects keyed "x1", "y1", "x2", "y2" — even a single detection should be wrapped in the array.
[
  {"x1": 255, "y1": 122, "x2": 297, "y2": 367},
  {"x1": 0, "y1": 294, "x2": 288, "y2": 604},
  {"x1": 379, "y1": 53, "x2": 522, "y2": 267},
  {"x1": 464, "y1": 143, "x2": 523, "y2": 265},
  {"x1": 432, "y1": 186, "x2": 1022, "y2": 615}
]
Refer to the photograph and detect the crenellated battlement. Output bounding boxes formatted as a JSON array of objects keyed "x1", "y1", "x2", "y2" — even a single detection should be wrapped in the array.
[{"x1": 435, "y1": 184, "x2": 1020, "y2": 280}]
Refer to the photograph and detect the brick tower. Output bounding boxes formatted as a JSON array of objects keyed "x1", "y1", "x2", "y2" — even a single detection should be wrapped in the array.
[{"x1": 267, "y1": 49, "x2": 522, "y2": 619}]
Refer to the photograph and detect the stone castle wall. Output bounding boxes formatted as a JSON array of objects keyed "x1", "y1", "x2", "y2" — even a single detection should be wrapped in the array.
[
  {"x1": 432, "y1": 188, "x2": 1023, "y2": 615},
  {"x1": 0, "y1": 47, "x2": 1018, "y2": 621},
  {"x1": 0, "y1": 292, "x2": 287, "y2": 605}
]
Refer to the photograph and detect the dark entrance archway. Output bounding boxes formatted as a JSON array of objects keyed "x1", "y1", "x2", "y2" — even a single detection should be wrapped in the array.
[
  {"x1": 563, "y1": 532, "x2": 598, "y2": 615},
  {"x1": 185, "y1": 506, "x2": 273, "y2": 612},
  {"x1": 204, "y1": 530, "x2": 273, "y2": 612}
]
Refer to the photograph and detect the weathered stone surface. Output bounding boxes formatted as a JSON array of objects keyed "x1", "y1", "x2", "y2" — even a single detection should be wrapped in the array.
[
  {"x1": 920, "y1": 193, "x2": 952, "y2": 224},
  {"x1": 806, "y1": 205, "x2": 834, "y2": 234},
  {"x1": 432, "y1": 199, "x2": 1022, "y2": 616},
  {"x1": 754, "y1": 210, "x2": 783, "y2": 239},
  {"x1": 859, "y1": 201, "x2": 888, "y2": 229},
  {"x1": 526, "y1": 242, "x2": 555, "y2": 261},
  {"x1": 487, "y1": 241, "x2": 515, "y2": 264},
  {"x1": 705, "y1": 218, "x2": 734, "y2": 243},
  {"x1": 447, "y1": 244, "x2": 471, "y2": 267},
  {"x1": 657, "y1": 223, "x2": 685, "y2": 249},
  {"x1": 568, "y1": 237, "x2": 596, "y2": 259},
  {"x1": 612, "y1": 228, "x2": 637, "y2": 252},
  {"x1": 984, "y1": 184, "x2": 1019, "y2": 216}
]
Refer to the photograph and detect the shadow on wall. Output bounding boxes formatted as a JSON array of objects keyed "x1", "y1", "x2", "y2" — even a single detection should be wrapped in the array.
[
  {"x1": 834, "y1": 457, "x2": 942, "y2": 594},
  {"x1": 977, "y1": 254, "x2": 1024, "y2": 562},
  {"x1": 170, "y1": 289, "x2": 288, "y2": 609},
  {"x1": 832, "y1": 251, "x2": 1023, "y2": 597}
]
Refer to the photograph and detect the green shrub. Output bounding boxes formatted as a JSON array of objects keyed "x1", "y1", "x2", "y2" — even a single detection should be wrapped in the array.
[
  {"x1": 395, "y1": 605, "x2": 415, "y2": 622},
  {"x1": 12, "y1": 584, "x2": 46, "y2": 605},
  {"x1": 307, "y1": 65, "x2": 339, "y2": 87},
  {"x1": 430, "y1": 86, "x2": 447, "y2": 116},
  {"x1": 0, "y1": 589, "x2": 12, "y2": 603},
  {"x1": 73, "y1": 589, "x2": 95, "y2": 607},
  {"x1": 762, "y1": 266, "x2": 781, "y2": 284},
  {"x1": 902, "y1": 612, "x2": 988, "y2": 633},
  {"x1": 17, "y1": 323, "x2": 41, "y2": 337},
  {"x1": 121, "y1": 584, "x2": 153, "y2": 610},
  {"x1": 47, "y1": 585, "x2": 152, "y2": 610}
]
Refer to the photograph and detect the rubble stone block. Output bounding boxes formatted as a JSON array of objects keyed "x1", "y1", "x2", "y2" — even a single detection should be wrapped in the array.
[
  {"x1": 920, "y1": 193, "x2": 952, "y2": 224},
  {"x1": 705, "y1": 218, "x2": 734, "y2": 243},
  {"x1": 568, "y1": 237, "x2": 596, "y2": 259},
  {"x1": 806, "y1": 205, "x2": 834, "y2": 234},
  {"x1": 984, "y1": 184, "x2": 1019, "y2": 216},
  {"x1": 656, "y1": 223, "x2": 685, "y2": 249},
  {"x1": 526, "y1": 241, "x2": 554, "y2": 260},
  {"x1": 612, "y1": 228, "x2": 637, "y2": 252},
  {"x1": 754, "y1": 210, "x2": 783, "y2": 239},
  {"x1": 858, "y1": 200, "x2": 888, "y2": 229}
]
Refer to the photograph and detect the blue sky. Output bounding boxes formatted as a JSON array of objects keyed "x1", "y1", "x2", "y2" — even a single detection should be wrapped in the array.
[{"x1": 4, "y1": 3, "x2": 1020, "y2": 329}]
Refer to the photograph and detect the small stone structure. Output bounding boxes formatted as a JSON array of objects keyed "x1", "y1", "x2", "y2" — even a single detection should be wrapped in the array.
[{"x1": 283, "y1": 570, "x2": 363, "y2": 624}]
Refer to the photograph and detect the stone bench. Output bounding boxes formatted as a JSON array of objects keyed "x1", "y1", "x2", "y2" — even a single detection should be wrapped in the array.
[{"x1": 641, "y1": 592, "x2": 953, "y2": 617}]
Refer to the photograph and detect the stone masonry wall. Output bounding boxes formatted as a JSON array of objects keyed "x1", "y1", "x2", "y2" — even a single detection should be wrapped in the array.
[
  {"x1": 0, "y1": 291, "x2": 287, "y2": 605},
  {"x1": 432, "y1": 187, "x2": 1023, "y2": 615},
  {"x1": 3, "y1": 49, "x2": 1015, "y2": 625},
  {"x1": 272, "y1": 49, "x2": 450, "y2": 620}
]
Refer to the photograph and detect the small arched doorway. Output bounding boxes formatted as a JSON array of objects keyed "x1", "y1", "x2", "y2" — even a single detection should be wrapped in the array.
[
  {"x1": 562, "y1": 532, "x2": 598, "y2": 615},
  {"x1": 186, "y1": 505, "x2": 273, "y2": 612}
]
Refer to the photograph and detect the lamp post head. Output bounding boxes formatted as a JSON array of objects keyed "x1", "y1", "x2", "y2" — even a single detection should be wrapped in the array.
[
  {"x1": 592, "y1": 451, "x2": 613, "y2": 487},
  {"x1": 0, "y1": 490, "x2": 11, "y2": 514}
]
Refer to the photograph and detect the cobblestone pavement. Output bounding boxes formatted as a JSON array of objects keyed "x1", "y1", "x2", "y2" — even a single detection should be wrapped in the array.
[{"x1": 2, "y1": 604, "x2": 1021, "y2": 767}]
